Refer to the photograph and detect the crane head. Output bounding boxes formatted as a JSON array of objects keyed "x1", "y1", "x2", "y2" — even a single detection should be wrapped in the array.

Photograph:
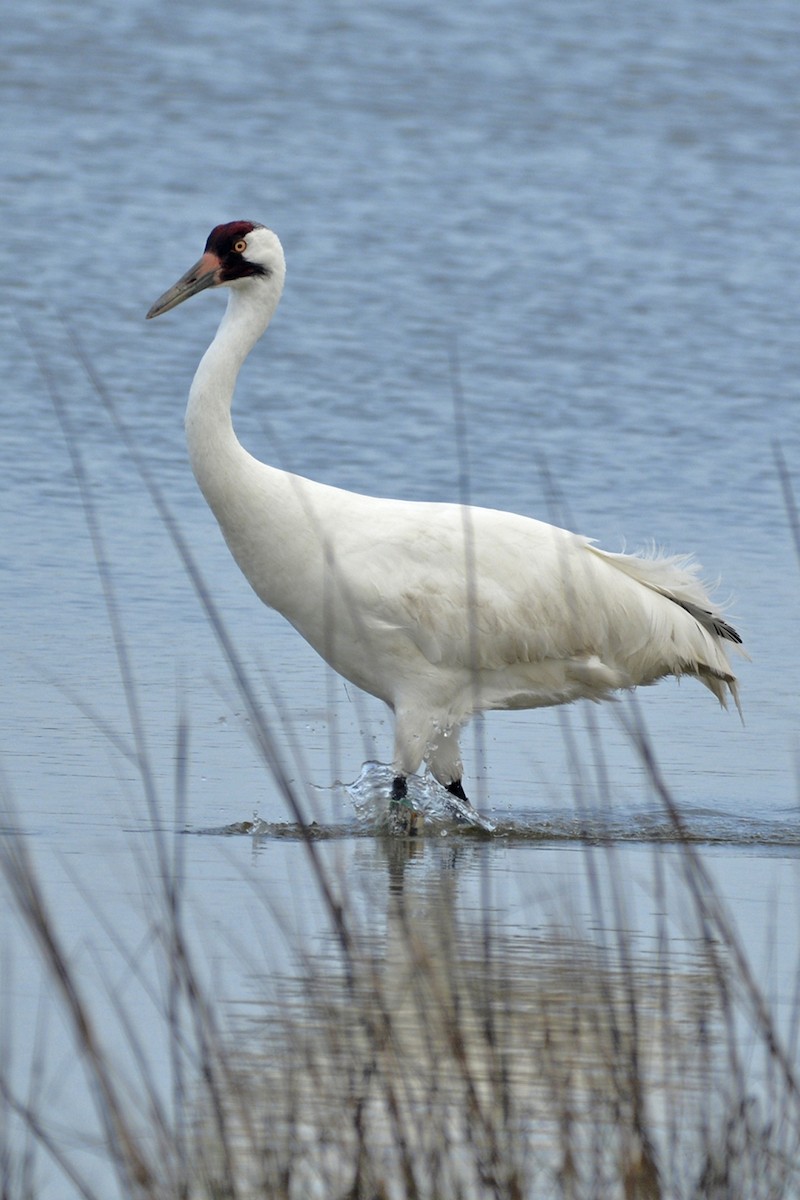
[{"x1": 146, "y1": 221, "x2": 282, "y2": 319}]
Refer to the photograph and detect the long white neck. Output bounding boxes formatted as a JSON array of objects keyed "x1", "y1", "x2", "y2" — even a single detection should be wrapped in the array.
[
  {"x1": 182, "y1": 259, "x2": 325, "y2": 622},
  {"x1": 184, "y1": 269, "x2": 284, "y2": 502}
]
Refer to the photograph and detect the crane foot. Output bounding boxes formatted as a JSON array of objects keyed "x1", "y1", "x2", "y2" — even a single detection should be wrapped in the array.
[{"x1": 445, "y1": 779, "x2": 469, "y2": 804}]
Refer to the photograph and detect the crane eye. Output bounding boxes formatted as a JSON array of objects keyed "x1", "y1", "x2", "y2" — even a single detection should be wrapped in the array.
[{"x1": 233, "y1": 238, "x2": 247, "y2": 253}]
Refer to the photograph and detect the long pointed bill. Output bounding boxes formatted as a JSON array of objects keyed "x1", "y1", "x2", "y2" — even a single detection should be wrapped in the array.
[{"x1": 146, "y1": 251, "x2": 223, "y2": 319}]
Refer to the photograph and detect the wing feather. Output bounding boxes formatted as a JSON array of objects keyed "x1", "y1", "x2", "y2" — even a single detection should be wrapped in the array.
[{"x1": 335, "y1": 499, "x2": 739, "y2": 691}]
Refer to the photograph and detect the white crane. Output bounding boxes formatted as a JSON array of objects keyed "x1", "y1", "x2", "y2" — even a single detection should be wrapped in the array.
[{"x1": 147, "y1": 221, "x2": 743, "y2": 817}]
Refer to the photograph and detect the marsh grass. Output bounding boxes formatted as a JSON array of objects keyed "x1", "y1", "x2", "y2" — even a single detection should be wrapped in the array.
[
  {"x1": 5, "y1": 759, "x2": 800, "y2": 1200},
  {"x1": 2, "y1": 344, "x2": 799, "y2": 1198}
]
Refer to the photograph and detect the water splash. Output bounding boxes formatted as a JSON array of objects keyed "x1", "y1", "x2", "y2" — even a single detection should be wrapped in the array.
[
  {"x1": 345, "y1": 762, "x2": 497, "y2": 835},
  {"x1": 191, "y1": 779, "x2": 800, "y2": 847}
]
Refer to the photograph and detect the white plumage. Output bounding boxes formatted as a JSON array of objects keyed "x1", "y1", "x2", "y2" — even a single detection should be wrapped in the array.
[{"x1": 148, "y1": 221, "x2": 743, "y2": 808}]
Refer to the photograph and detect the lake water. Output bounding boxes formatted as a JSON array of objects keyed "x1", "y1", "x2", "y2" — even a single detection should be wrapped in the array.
[{"x1": 3, "y1": 0, "x2": 800, "y2": 1195}]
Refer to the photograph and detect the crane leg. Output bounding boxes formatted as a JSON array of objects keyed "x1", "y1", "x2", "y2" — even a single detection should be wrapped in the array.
[
  {"x1": 391, "y1": 775, "x2": 408, "y2": 801},
  {"x1": 389, "y1": 775, "x2": 418, "y2": 837}
]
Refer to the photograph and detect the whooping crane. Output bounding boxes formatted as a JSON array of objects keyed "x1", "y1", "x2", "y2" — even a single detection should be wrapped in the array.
[{"x1": 147, "y1": 221, "x2": 743, "y2": 821}]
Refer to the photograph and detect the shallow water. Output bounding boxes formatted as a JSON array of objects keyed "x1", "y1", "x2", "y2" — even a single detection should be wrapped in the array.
[
  {"x1": 217, "y1": 845, "x2": 797, "y2": 1198},
  {"x1": 3, "y1": 0, "x2": 800, "y2": 1194}
]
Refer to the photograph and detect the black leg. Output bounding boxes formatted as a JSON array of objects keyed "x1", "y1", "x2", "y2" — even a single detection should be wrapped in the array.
[
  {"x1": 389, "y1": 774, "x2": 417, "y2": 836},
  {"x1": 391, "y1": 775, "x2": 408, "y2": 802},
  {"x1": 445, "y1": 779, "x2": 469, "y2": 804}
]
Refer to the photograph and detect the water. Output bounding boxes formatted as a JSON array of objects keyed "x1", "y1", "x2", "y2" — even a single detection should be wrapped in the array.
[{"x1": 3, "y1": 0, "x2": 800, "y2": 1194}]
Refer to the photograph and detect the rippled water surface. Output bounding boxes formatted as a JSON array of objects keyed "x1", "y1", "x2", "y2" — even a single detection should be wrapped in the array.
[{"x1": 3, "y1": 0, "x2": 800, "y2": 1194}]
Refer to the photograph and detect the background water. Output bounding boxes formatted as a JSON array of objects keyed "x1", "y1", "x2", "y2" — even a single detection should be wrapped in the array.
[{"x1": 2, "y1": 0, "x2": 800, "y2": 1194}]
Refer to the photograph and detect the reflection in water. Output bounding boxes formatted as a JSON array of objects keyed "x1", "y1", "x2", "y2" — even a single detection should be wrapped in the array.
[{"x1": 190, "y1": 841, "x2": 800, "y2": 1199}]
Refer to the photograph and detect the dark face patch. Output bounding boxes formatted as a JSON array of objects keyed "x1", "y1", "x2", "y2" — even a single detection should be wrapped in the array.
[{"x1": 204, "y1": 221, "x2": 269, "y2": 281}]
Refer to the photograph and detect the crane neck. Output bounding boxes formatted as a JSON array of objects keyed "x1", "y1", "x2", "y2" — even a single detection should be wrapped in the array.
[{"x1": 184, "y1": 271, "x2": 285, "y2": 486}]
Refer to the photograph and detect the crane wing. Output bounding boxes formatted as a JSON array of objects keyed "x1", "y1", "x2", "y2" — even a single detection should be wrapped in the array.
[
  {"x1": 331, "y1": 497, "x2": 740, "y2": 700},
  {"x1": 340, "y1": 501, "x2": 604, "y2": 671}
]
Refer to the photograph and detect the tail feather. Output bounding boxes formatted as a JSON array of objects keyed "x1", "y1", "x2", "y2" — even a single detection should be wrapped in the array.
[
  {"x1": 695, "y1": 662, "x2": 743, "y2": 719},
  {"x1": 593, "y1": 546, "x2": 743, "y2": 644},
  {"x1": 590, "y1": 544, "x2": 745, "y2": 716},
  {"x1": 666, "y1": 595, "x2": 742, "y2": 646}
]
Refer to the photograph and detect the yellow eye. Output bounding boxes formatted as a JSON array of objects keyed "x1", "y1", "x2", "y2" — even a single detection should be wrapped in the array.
[{"x1": 233, "y1": 239, "x2": 247, "y2": 253}]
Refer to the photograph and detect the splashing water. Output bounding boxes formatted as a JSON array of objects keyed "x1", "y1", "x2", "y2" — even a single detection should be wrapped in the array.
[{"x1": 346, "y1": 762, "x2": 497, "y2": 835}]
